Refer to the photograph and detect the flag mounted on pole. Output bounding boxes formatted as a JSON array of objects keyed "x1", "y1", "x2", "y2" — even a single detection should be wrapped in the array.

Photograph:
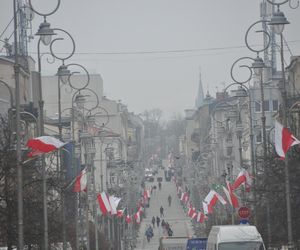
[
  {"x1": 117, "y1": 208, "x2": 126, "y2": 218},
  {"x1": 73, "y1": 168, "x2": 87, "y2": 192},
  {"x1": 26, "y1": 136, "x2": 67, "y2": 157},
  {"x1": 97, "y1": 192, "x2": 112, "y2": 215},
  {"x1": 125, "y1": 214, "x2": 132, "y2": 224},
  {"x1": 223, "y1": 181, "x2": 239, "y2": 208},
  {"x1": 232, "y1": 169, "x2": 252, "y2": 192},
  {"x1": 275, "y1": 120, "x2": 300, "y2": 159},
  {"x1": 204, "y1": 190, "x2": 227, "y2": 214}
]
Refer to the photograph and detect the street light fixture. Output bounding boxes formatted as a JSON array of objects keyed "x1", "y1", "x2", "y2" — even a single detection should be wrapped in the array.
[
  {"x1": 268, "y1": 7, "x2": 290, "y2": 34},
  {"x1": 35, "y1": 20, "x2": 56, "y2": 46},
  {"x1": 57, "y1": 64, "x2": 71, "y2": 84},
  {"x1": 251, "y1": 55, "x2": 265, "y2": 76},
  {"x1": 75, "y1": 93, "x2": 86, "y2": 110}
]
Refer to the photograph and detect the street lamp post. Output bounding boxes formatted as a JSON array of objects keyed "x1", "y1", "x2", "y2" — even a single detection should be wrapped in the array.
[
  {"x1": 29, "y1": 2, "x2": 60, "y2": 249},
  {"x1": 267, "y1": 2, "x2": 293, "y2": 248},
  {"x1": 230, "y1": 18, "x2": 273, "y2": 241},
  {"x1": 73, "y1": 88, "x2": 99, "y2": 250},
  {"x1": 13, "y1": 0, "x2": 23, "y2": 248}
]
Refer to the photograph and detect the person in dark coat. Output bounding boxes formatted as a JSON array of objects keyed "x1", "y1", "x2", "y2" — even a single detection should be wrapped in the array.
[
  {"x1": 160, "y1": 206, "x2": 164, "y2": 217},
  {"x1": 161, "y1": 219, "x2": 165, "y2": 228},
  {"x1": 145, "y1": 225, "x2": 153, "y2": 242},
  {"x1": 152, "y1": 216, "x2": 156, "y2": 228},
  {"x1": 156, "y1": 216, "x2": 161, "y2": 227}
]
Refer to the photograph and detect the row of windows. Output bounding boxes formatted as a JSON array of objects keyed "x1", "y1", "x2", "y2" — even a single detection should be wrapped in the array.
[{"x1": 255, "y1": 100, "x2": 279, "y2": 112}]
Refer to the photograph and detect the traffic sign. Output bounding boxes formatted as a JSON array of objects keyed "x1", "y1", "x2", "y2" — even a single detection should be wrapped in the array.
[
  {"x1": 238, "y1": 206, "x2": 250, "y2": 218},
  {"x1": 239, "y1": 219, "x2": 250, "y2": 225}
]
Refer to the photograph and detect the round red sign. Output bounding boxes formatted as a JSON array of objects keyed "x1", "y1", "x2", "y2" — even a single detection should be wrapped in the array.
[{"x1": 238, "y1": 206, "x2": 250, "y2": 218}]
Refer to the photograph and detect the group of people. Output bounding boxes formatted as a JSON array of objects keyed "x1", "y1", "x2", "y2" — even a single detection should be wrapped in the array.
[
  {"x1": 150, "y1": 181, "x2": 162, "y2": 196},
  {"x1": 146, "y1": 215, "x2": 173, "y2": 242}
]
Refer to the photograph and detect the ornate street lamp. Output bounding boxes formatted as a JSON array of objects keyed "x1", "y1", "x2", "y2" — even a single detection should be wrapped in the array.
[
  {"x1": 28, "y1": 1, "x2": 61, "y2": 250},
  {"x1": 29, "y1": 0, "x2": 60, "y2": 46},
  {"x1": 35, "y1": 20, "x2": 56, "y2": 46},
  {"x1": 267, "y1": 1, "x2": 294, "y2": 249}
]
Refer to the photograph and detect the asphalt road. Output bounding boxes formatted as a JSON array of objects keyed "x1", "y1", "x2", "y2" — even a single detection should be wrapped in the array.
[{"x1": 134, "y1": 169, "x2": 194, "y2": 250}]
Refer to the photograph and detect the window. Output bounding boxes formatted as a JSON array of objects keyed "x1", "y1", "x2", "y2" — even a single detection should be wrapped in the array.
[
  {"x1": 255, "y1": 101, "x2": 261, "y2": 112},
  {"x1": 256, "y1": 130, "x2": 262, "y2": 143},
  {"x1": 263, "y1": 100, "x2": 270, "y2": 111},
  {"x1": 273, "y1": 100, "x2": 279, "y2": 111}
]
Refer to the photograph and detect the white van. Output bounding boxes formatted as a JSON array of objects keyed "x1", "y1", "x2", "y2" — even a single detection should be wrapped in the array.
[{"x1": 206, "y1": 225, "x2": 265, "y2": 250}]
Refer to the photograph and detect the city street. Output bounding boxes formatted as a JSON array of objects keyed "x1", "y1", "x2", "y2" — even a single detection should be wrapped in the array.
[{"x1": 135, "y1": 170, "x2": 194, "y2": 250}]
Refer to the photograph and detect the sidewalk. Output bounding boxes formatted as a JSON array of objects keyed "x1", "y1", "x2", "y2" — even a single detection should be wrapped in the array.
[{"x1": 135, "y1": 170, "x2": 194, "y2": 250}]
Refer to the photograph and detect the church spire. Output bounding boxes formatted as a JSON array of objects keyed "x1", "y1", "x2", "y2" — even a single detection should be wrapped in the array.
[{"x1": 195, "y1": 69, "x2": 204, "y2": 108}]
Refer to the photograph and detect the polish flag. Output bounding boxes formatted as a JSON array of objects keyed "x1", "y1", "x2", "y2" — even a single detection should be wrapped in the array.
[
  {"x1": 184, "y1": 194, "x2": 189, "y2": 203},
  {"x1": 275, "y1": 121, "x2": 300, "y2": 159},
  {"x1": 177, "y1": 186, "x2": 183, "y2": 195},
  {"x1": 125, "y1": 215, "x2": 132, "y2": 224},
  {"x1": 143, "y1": 189, "x2": 150, "y2": 199},
  {"x1": 196, "y1": 212, "x2": 207, "y2": 223},
  {"x1": 134, "y1": 211, "x2": 141, "y2": 224},
  {"x1": 97, "y1": 192, "x2": 112, "y2": 215},
  {"x1": 138, "y1": 205, "x2": 144, "y2": 215},
  {"x1": 180, "y1": 192, "x2": 185, "y2": 201},
  {"x1": 204, "y1": 190, "x2": 227, "y2": 214},
  {"x1": 117, "y1": 209, "x2": 125, "y2": 218},
  {"x1": 73, "y1": 168, "x2": 87, "y2": 192},
  {"x1": 203, "y1": 202, "x2": 209, "y2": 215},
  {"x1": 232, "y1": 169, "x2": 252, "y2": 192},
  {"x1": 223, "y1": 181, "x2": 239, "y2": 208},
  {"x1": 109, "y1": 196, "x2": 121, "y2": 215},
  {"x1": 187, "y1": 206, "x2": 196, "y2": 217},
  {"x1": 27, "y1": 136, "x2": 67, "y2": 157},
  {"x1": 180, "y1": 192, "x2": 189, "y2": 203},
  {"x1": 191, "y1": 211, "x2": 197, "y2": 220}
]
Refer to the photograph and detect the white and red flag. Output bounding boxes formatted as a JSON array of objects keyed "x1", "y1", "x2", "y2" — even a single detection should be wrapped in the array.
[
  {"x1": 143, "y1": 189, "x2": 150, "y2": 200},
  {"x1": 204, "y1": 190, "x2": 227, "y2": 214},
  {"x1": 109, "y1": 196, "x2": 121, "y2": 215},
  {"x1": 223, "y1": 181, "x2": 239, "y2": 208},
  {"x1": 196, "y1": 212, "x2": 207, "y2": 223},
  {"x1": 117, "y1": 208, "x2": 125, "y2": 218},
  {"x1": 232, "y1": 169, "x2": 252, "y2": 192},
  {"x1": 138, "y1": 205, "x2": 144, "y2": 215},
  {"x1": 180, "y1": 192, "x2": 189, "y2": 203},
  {"x1": 27, "y1": 136, "x2": 67, "y2": 157},
  {"x1": 187, "y1": 206, "x2": 196, "y2": 217},
  {"x1": 97, "y1": 192, "x2": 112, "y2": 215},
  {"x1": 203, "y1": 202, "x2": 209, "y2": 215},
  {"x1": 191, "y1": 211, "x2": 197, "y2": 220},
  {"x1": 177, "y1": 186, "x2": 183, "y2": 195},
  {"x1": 73, "y1": 168, "x2": 87, "y2": 192},
  {"x1": 125, "y1": 215, "x2": 132, "y2": 224},
  {"x1": 134, "y1": 211, "x2": 141, "y2": 224},
  {"x1": 275, "y1": 121, "x2": 300, "y2": 159}
]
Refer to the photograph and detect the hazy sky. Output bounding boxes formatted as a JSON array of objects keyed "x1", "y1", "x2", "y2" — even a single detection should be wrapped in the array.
[{"x1": 1, "y1": 0, "x2": 300, "y2": 119}]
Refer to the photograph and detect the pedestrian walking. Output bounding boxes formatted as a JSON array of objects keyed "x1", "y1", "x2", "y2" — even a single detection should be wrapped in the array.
[
  {"x1": 152, "y1": 216, "x2": 156, "y2": 228},
  {"x1": 158, "y1": 182, "x2": 162, "y2": 190},
  {"x1": 160, "y1": 206, "x2": 164, "y2": 217},
  {"x1": 156, "y1": 216, "x2": 161, "y2": 227},
  {"x1": 153, "y1": 185, "x2": 157, "y2": 195},
  {"x1": 145, "y1": 225, "x2": 153, "y2": 242},
  {"x1": 168, "y1": 194, "x2": 172, "y2": 207}
]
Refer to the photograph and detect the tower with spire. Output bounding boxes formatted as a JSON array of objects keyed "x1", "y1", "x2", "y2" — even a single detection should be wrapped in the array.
[{"x1": 195, "y1": 70, "x2": 204, "y2": 108}]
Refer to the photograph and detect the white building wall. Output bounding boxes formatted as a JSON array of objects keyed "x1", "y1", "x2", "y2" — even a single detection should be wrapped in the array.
[{"x1": 41, "y1": 74, "x2": 103, "y2": 118}]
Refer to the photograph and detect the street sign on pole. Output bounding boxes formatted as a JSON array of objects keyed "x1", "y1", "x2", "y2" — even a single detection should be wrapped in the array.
[{"x1": 238, "y1": 206, "x2": 250, "y2": 219}]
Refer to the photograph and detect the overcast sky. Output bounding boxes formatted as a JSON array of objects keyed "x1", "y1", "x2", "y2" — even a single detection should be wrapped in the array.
[{"x1": 1, "y1": 0, "x2": 300, "y2": 119}]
